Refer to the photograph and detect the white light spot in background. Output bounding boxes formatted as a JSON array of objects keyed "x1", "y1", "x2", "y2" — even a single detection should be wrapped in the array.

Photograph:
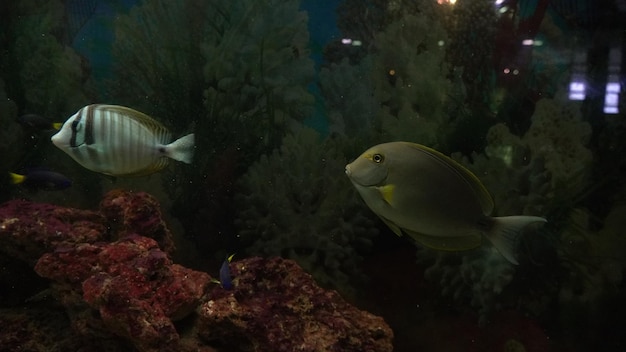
[
  {"x1": 569, "y1": 81, "x2": 586, "y2": 101},
  {"x1": 604, "y1": 81, "x2": 621, "y2": 114}
]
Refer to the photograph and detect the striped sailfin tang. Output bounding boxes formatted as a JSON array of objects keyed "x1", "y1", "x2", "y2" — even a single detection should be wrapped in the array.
[
  {"x1": 102, "y1": 104, "x2": 172, "y2": 176},
  {"x1": 52, "y1": 104, "x2": 193, "y2": 177},
  {"x1": 84, "y1": 105, "x2": 100, "y2": 167},
  {"x1": 68, "y1": 105, "x2": 99, "y2": 165},
  {"x1": 82, "y1": 104, "x2": 170, "y2": 176}
]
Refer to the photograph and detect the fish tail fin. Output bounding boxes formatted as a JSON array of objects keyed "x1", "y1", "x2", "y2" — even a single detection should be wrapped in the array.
[
  {"x1": 486, "y1": 216, "x2": 547, "y2": 265},
  {"x1": 9, "y1": 172, "x2": 25, "y2": 184},
  {"x1": 165, "y1": 133, "x2": 195, "y2": 164}
]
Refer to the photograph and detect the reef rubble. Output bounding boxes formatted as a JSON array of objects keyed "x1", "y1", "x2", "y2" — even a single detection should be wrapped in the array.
[
  {"x1": 0, "y1": 190, "x2": 393, "y2": 352},
  {"x1": 199, "y1": 256, "x2": 392, "y2": 352}
]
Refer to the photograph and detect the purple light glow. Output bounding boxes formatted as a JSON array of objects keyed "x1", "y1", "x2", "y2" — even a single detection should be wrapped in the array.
[{"x1": 569, "y1": 81, "x2": 586, "y2": 101}]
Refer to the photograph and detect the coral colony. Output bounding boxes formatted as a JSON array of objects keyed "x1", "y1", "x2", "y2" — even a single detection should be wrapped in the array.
[{"x1": 0, "y1": 191, "x2": 393, "y2": 351}]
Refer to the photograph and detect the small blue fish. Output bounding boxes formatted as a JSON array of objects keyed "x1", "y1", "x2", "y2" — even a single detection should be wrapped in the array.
[
  {"x1": 10, "y1": 169, "x2": 72, "y2": 191},
  {"x1": 219, "y1": 254, "x2": 235, "y2": 290}
]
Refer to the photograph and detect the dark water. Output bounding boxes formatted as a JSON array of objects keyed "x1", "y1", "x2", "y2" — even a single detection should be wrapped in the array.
[{"x1": 1, "y1": 0, "x2": 625, "y2": 351}]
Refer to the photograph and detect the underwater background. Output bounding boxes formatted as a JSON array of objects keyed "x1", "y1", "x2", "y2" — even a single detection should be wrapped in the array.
[{"x1": 1, "y1": 0, "x2": 625, "y2": 351}]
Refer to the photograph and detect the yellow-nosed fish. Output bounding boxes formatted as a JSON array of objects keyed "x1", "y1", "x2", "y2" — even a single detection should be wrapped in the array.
[
  {"x1": 10, "y1": 169, "x2": 72, "y2": 191},
  {"x1": 18, "y1": 114, "x2": 62, "y2": 131},
  {"x1": 211, "y1": 254, "x2": 235, "y2": 290},
  {"x1": 51, "y1": 104, "x2": 194, "y2": 177},
  {"x1": 345, "y1": 142, "x2": 546, "y2": 264}
]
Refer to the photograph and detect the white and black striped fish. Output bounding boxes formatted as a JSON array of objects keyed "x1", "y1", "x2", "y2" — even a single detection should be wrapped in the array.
[{"x1": 51, "y1": 104, "x2": 195, "y2": 177}]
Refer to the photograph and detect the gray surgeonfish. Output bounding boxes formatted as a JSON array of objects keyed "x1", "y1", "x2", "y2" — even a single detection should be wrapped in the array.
[
  {"x1": 345, "y1": 141, "x2": 546, "y2": 265},
  {"x1": 51, "y1": 104, "x2": 194, "y2": 177}
]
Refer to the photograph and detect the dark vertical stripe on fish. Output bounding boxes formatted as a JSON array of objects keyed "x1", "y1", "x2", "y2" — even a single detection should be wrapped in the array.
[
  {"x1": 85, "y1": 104, "x2": 95, "y2": 145},
  {"x1": 69, "y1": 106, "x2": 84, "y2": 147}
]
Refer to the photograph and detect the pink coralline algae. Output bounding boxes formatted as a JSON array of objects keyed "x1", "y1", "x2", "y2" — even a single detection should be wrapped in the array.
[
  {"x1": 0, "y1": 199, "x2": 105, "y2": 264},
  {"x1": 99, "y1": 189, "x2": 176, "y2": 254},
  {"x1": 0, "y1": 190, "x2": 394, "y2": 352},
  {"x1": 198, "y1": 256, "x2": 394, "y2": 352},
  {"x1": 35, "y1": 235, "x2": 210, "y2": 351},
  {"x1": 0, "y1": 190, "x2": 211, "y2": 351}
]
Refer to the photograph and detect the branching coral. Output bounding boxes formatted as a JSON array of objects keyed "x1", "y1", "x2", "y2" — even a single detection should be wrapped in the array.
[
  {"x1": 452, "y1": 124, "x2": 550, "y2": 219},
  {"x1": 559, "y1": 205, "x2": 626, "y2": 307},
  {"x1": 446, "y1": 0, "x2": 498, "y2": 107},
  {"x1": 111, "y1": 0, "x2": 316, "y2": 246},
  {"x1": 112, "y1": 0, "x2": 315, "y2": 145},
  {"x1": 372, "y1": 11, "x2": 460, "y2": 149},
  {"x1": 322, "y1": 0, "x2": 465, "y2": 150},
  {"x1": 235, "y1": 127, "x2": 378, "y2": 291},
  {"x1": 111, "y1": 0, "x2": 204, "y2": 127},
  {"x1": 524, "y1": 97, "x2": 593, "y2": 190},
  {"x1": 201, "y1": 0, "x2": 315, "y2": 152},
  {"x1": 455, "y1": 92, "x2": 592, "y2": 216},
  {"x1": 424, "y1": 246, "x2": 516, "y2": 324},
  {"x1": 0, "y1": 0, "x2": 98, "y2": 206},
  {"x1": 6, "y1": 0, "x2": 89, "y2": 117},
  {"x1": 319, "y1": 57, "x2": 379, "y2": 141}
]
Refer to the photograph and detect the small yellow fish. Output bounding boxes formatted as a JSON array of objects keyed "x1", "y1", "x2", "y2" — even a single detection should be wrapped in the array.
[{"x1": 345, "y1": 142, "x2": 546, "y2": 264}]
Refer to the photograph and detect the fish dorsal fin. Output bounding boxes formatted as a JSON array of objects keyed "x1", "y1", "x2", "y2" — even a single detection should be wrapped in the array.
[
  {"x1": 405, "y1": 229, "x2": 482, "y2": 251},
  {"x1": 99, "y1": 105, "x2": 171, "y2": 138},
  {"x1": 402, "y1": 142, "x2": 494, "y2": 214}
]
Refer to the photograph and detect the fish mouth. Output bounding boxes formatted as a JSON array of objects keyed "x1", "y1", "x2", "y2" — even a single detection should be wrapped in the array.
[
  {"x1": 345, "y1": 161, "x2": 388, "y2": 187},
  {"x1": 345, "y1": 164, "x2": 352, "y2": 177},
  {"x1": 50, "y1": 134, "x2": 64, "y2": 148}
]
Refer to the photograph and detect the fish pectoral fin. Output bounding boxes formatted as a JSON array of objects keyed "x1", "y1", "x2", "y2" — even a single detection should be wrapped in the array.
[
  {"x1": 405, "y1": 230, "x2": 482, "y2": 251},
  {"x1": 376, "y1": 184, "x2": 395, "y2": 205},
  {"x1": 378, "y1": 216, "x2": 404, "y2": 237}
]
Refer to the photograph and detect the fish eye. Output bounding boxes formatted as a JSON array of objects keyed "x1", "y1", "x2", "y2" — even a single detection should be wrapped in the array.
[{"x1": 372, "y1": 153, "x2": 384, "y2": 163}]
